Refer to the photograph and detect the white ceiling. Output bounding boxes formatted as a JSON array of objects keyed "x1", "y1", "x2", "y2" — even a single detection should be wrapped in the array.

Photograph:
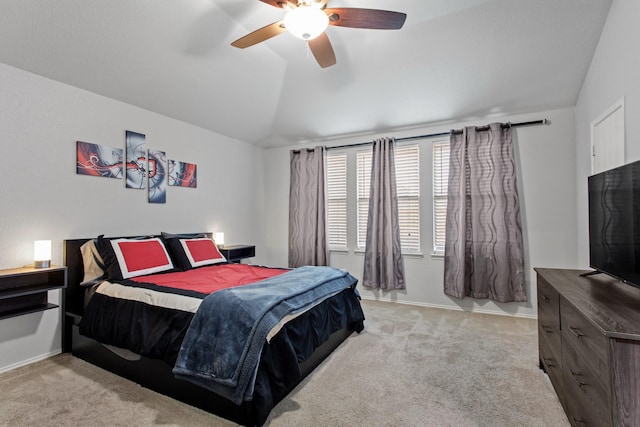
[{"x1": 0, "y1": 0, "x2": 612, "y2": 148}]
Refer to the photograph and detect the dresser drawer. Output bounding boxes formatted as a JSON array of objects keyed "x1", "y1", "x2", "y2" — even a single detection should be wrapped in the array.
[
  {"x1": 561, "y1": 297, "x2": 611, "y2": 426},
  {"x1": 538, "y1": 277, "x2": 561, "y2": 357},
  {"x1": 562, "y1": 338, "x2": 610, "y2": 421},
  {"x1": 561, "y1": 299, "x2": 609, "y2": 386},
  {"x1": 538, "y1": 276, "x2": 559, "y2": 315},
  {"x1": 562, "y1": 357, "x2": 612, "y2": 427},
  {"x1": 539, "y1": 322, "x2": 562, "y2": 366},
  {"x1": 539, "y1": 333, "x2": 564, "y2": 402}
]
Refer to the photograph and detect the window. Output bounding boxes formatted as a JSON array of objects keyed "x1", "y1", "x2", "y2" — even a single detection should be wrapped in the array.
[
  {"x1": 432, "y1": 140, "x2": 450, "y2": 255},
  {"x1": 356, "y1": 145, "x2": 420, "y2": 253},
  {"x1": 326, "y1": 153, "x2": 347, "y2": 248}
]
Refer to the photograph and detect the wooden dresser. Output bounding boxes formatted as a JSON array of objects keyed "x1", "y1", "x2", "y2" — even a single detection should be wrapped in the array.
[{"x1": 535, "y1": 268, "x2": 640, "y2": 427}]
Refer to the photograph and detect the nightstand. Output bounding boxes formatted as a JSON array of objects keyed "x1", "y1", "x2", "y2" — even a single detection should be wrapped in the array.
[
  {"x1": 0, "y1": 266, "x2": 67, "y2": 320},
  {"x1": 219, "y1": 245, "x2": 255, "y2": 263}
]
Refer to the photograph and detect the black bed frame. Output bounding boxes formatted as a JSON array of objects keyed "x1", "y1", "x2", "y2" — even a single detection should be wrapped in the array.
[{"x1": 62, "y1": 235, "x2": 355, "y2": 426}]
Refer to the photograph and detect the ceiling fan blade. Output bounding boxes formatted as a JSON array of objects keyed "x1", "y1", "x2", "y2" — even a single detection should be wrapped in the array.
[
  {"x1": 325, "y1": 8, "x2": 407, "y2": 30},
  {"x1": 308, "y1": 32, "x2": 336, "y2": 68},
  {"x1": 231, "y1": 21, "x2": 286, "y2": 49},
  {"x1": 259, "y1": 0, "x2": 296, "y2": 9}
]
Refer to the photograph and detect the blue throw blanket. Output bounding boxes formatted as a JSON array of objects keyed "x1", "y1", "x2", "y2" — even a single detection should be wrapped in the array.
[{"x1": 172, "y1": 265, "x2": 358, "y2": 405}]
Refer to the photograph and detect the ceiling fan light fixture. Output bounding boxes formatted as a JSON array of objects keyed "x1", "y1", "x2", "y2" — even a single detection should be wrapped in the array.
[{"x1": 284, "y1": 6, "x2": 329, "y2": 40}]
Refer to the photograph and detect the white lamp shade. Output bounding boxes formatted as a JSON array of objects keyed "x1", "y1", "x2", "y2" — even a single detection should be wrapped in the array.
[
  {"x1": 214, "y1": 232, "x2": 225, "y2": 246},
  {"x1": 34, "y1": 240, "x2": 51, "y2": 268},
  {"x1": 284, "y1": 6, "x2": 329, "y2": 40}
]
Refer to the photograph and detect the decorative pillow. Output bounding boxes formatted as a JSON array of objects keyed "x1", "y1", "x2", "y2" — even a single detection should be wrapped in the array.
[
  {"x1": 164, "y1": 237, "x2": 226, "y2": 270},
  {"x1": 96, "y1": 236, "x2": 174, "y2": 280},
  {"x1": 160, "y1": 232, "x2": 207, "y2": 266},
  {"x1": 79, "y1": 239, "x2": 106, "y2": 286}
]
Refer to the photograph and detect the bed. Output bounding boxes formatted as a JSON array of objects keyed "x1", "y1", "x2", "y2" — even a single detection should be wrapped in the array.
[{"x1": 62, "y1": 233, "x2": 365, "y2": 426}]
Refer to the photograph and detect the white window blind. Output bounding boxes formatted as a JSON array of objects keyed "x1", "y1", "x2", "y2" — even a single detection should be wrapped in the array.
[
  {"x1": 432, "y1": 140, "x2": 450, "y2": 254},
  {"x1": 356, "y1": 151, "x2": 371, "y2": 249},
  {"x1": 326, "y1": 153, "x2": 347, "y2": 248},
  {"x1": 395, "y1": 145, "x2": 420, "y2": 253},
  {"x1": 357, "y1": 145, "x2": 420, "y2": 253}
]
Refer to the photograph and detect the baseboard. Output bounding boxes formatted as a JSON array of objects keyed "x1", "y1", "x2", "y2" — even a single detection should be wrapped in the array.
[
  {"x1": 0, "y1": 349, "x2": 62, "y2": 374},
  {"x1": 359, "y1": 296, "x2": 537, "y2": 319}
]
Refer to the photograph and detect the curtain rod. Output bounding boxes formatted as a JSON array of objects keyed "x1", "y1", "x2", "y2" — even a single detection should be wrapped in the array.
[{"x1": 323, "y1": 119, "x2": 549, "y2": 151}]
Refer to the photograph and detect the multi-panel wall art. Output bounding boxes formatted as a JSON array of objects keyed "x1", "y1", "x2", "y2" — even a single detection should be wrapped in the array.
[
  {"x1": 148, "y1": 150, "x2": 167, "y2": 204},
  {"x1": 76, "y1": 141, "x2": 124, "y2": 179},
  {"x1": 168, "y1": 160, "x2": 197, "y2": 188},
  {"x1": 125, "y1": 131, "x2": 147, "y2": 190},
  {"x1": 75, "y1": 130, "x2": 197, "y2": 204}
]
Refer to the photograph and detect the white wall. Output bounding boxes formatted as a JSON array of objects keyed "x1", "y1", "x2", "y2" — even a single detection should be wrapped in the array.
[
  {"x1": 0, "y1": 63, "x2": 266, "y2": 372},
  {"x1": 264, "y1": 107, "x2": 578, "y2": 318},
  {"x1": 575, "y1": 0, "x2": 640, "y2": 265}
]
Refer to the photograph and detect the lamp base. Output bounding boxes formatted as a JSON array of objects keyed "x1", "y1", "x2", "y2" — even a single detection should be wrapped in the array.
[{"x1": 34, "y1": 260, "x2": 51, "y2": 269}]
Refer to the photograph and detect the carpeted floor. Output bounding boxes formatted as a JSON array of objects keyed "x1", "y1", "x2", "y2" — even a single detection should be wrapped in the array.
[{"x1": 0, "y1": 300, "x2": 568, "y2": 426}]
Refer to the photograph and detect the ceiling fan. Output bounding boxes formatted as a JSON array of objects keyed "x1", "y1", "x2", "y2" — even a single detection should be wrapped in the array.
[{"x1": 231, "y1": 0, "x2": 407, "y2": 68}]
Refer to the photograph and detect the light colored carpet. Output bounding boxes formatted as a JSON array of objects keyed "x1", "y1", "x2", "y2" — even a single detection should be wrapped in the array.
[{"x1": 0, "y1": 300, "x2": 568, "y2": 427}]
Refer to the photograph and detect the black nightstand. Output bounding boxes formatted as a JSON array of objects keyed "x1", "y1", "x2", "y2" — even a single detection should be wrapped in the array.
[
  {"x1": 219, "y1": 245, "x2": 255, "y2": 263},
  {"x1": 0, "y1": 266, "x2": 67, "y2": 320}
]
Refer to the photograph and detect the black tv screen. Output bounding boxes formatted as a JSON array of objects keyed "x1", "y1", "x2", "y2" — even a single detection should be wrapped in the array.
[{"x1": 588, "y1": 159, "x2": 640, "y2": 288}]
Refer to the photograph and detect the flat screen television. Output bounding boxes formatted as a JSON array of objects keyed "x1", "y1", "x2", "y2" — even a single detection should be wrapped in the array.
[{"x1": 588, "y1": 159, "x2": 640, "y2": 288}]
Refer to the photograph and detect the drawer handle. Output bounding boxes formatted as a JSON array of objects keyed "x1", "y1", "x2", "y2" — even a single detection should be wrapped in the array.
[
  {"x1": 572, "y1": 417, "x2": 586, "y2": 425},
  {"x1": 541, "y1": 325, "x2": 553, "y2": 334},
  {"x1": 569, "y1": 326, "x2": 584, "y2": 338},
  {"x1": 540, "y1": 293, "x2": 550, "y2": 302},
  {"x1": 543, "y1": 357, "x2": 555, "y2": 368},
  {"x1": 570, "y1": 370, "x2": 587, "y2": 388}
]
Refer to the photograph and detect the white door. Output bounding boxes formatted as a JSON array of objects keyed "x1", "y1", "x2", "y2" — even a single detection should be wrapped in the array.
[{"x1": 591, "y1": 98, "x2": 625, "y2": 174}]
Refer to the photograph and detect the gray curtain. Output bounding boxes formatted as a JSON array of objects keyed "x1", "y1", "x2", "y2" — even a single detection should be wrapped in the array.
[
  {"x1": 444, "y1": 123, "x2": 526, "y2": 302},
  {"x1": 288, "y1": 146, "x2": 329, "y2": 268},
  {"x1": 363, "y1": 137, "x2": 405, "y2": 290}
]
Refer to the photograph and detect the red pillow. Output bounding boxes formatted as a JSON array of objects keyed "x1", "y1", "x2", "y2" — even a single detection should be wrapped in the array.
[
  {"x1": 179, "y1": 238, "x2": 226, "y2": 268},
  {"x1": 110, "y1": 238, "x2": 174, "y2": 279},
  {"x1": 163, "y1": 236, "x2": 227, "y2": 270}
]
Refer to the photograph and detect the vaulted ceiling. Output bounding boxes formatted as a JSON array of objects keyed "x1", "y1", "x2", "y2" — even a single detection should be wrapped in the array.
[{"x1": 0, "y1": 0, "x2": 612, "y2": 147}]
